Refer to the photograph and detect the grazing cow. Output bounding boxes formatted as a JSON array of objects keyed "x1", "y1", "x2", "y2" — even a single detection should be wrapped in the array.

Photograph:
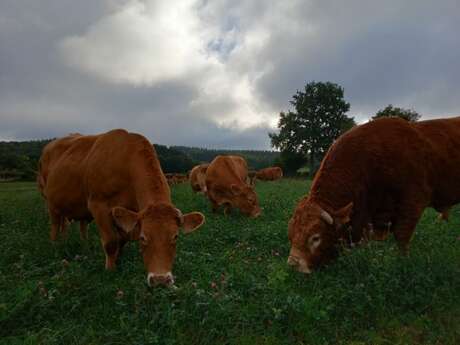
[
  {"x1": 165, "y1": 173, "x2": 175, "y2": 185},
  {"x1": 38, "y1": 133, "x2": 95, "y2": 240},
  {"x1": 166, "y1": 173, "x2": 188, "y2": 185},
  {"x1": 206, "y1": 155, "x2": 261, "y2": 217},
  {"x1": 190, "y1": 163, "x2": 209, "y2": 194},
  {"x1": 175, "y1": 173, "x2": 188, "y2": 183},
  {"x1": 40, "y1": 129, "x2": 205, "y2": 286},
  {"x1": 255, "y1": 167, "x2": 283, "y2": 182},
  {"x1": 288, "y1": 117, "x2": 460, "y2": 273}
]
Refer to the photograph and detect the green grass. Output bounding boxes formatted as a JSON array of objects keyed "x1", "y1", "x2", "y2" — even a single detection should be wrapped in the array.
[{"x1": 0, "y1": 180, "x2": 459, "y2": 345}]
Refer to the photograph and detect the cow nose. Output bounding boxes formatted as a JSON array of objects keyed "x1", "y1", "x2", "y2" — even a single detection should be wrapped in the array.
[
  {"x1": 287, "y1": 256, "x2": 311, "y2": 274},
  {"x1": 147, "y1": 272, "x2": 174, "y2": 287},
  {"x1": 251, "y1": 209, "x2": 262, "y2": 218},
  {"x1": 287, "y1": 255, "x2": 298, "y2": 267}
]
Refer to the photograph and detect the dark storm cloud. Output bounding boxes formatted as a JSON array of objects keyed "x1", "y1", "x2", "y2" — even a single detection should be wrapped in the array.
[
  {"x1": 1, "y1": 0, "x2": 459, "y2": 146},
  {"x1": 256, "y1": 0, "x2": 460, "y2": 122}
]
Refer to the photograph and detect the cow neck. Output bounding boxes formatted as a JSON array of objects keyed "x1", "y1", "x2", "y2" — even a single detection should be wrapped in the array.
[
  {"x1": 131, "y1": 148, "x2": 172, "y2": 210},
  {"x1": 134, "y1": 180, "x2": 170, "y2": 210},
  {"x1": 309, "y1": 166, "x2": 356, "y2": 213}
]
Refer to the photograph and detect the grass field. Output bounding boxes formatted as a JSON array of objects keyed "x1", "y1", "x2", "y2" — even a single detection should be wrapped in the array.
[{"x1": 1, "y1": 180, "x2": 459, "y2": 344}]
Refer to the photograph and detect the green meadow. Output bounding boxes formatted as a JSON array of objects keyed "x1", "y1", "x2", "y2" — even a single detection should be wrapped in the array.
[{"x1": 1, "y1": 180, "x2": 459, "y2": 344}]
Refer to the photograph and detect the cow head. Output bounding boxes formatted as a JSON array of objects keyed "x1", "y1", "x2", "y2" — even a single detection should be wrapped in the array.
[
  {"x1": 230, "y1": 183, "x2": 261, "y2": 218},
  {"x1": 287, "y1": 199, "x2": 353, "y2": 273},
  {"x1": 112, "y1": 203, "x2": 205, "y2": 287}
]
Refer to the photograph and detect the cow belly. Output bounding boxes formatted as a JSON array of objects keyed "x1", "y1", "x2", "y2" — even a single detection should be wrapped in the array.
[{"x1": 45, "y1": 176, "x2": 89, "y2": 219}]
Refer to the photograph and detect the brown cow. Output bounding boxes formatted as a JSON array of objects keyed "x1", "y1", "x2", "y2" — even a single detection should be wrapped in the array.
[
  {"x1": 174, "y1": 173, "x2": 188, "y2": 183},
  {"x1": 288, "y1": 116, "x2": 460, "y2": 274},
  {"x1": 165, "y1": 173, "x2": 176, "y2": 185},
  {"x1": 166, "y1": 173, "x2": 188, "y2": 185},
  {"x1": 40, "y1": 129, "x2": 205, "y2": 286},
  {"x1": 205, "y1": 155, "x2": 261, "y2": 217},
  {"x1": 247, "y1": 170, "x2": 257, "y2": 186},
  {"x1": 255, "y1": 167, "x2": 283, "y2": 182},
  {"x1": 190, "y1": 163, "x2": 209, "y2": 194}
]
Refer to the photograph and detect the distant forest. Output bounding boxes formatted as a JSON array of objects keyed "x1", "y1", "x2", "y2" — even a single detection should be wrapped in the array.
[{"x1": 0, "y1": 140, "x2": 279, "y2": 181}]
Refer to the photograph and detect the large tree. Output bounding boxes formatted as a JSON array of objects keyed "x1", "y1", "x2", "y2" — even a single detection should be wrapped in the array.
[
  {"x1": 269, "y1": 81, "x2": 355, "y2": 173},
  {"x1": 372, "y1": 104, "x2": 421, "y2": 122}
]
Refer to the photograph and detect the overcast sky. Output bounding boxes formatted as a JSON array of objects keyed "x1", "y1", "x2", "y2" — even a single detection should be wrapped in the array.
[{"x1": 1, "y1": 0, "x2": 459, "y2": 149}]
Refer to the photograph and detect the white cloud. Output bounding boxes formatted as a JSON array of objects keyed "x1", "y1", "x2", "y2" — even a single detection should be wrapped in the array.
[
  {"x1": 59, "y1": 0, "x2": 280, "y2": 130},
  {"x1": 60, "y1": 0, "x2": 212, "y2": 84}
]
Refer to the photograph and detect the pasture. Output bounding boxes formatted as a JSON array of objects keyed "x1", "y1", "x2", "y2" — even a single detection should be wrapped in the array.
[{"x1": 1, "y1": 180, "x2": 459, "y2": 344}]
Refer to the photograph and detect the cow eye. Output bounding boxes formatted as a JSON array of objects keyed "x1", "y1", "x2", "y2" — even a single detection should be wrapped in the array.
[
  {"x1": 172, "y1": 233, "x2": 179, "y2": 243},
  {"x1": 309, "y1": 234, "x2": 321, "y2": 250}
]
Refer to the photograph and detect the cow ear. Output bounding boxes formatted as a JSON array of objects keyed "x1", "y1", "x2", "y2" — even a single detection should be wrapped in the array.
[
  {"x1": 332, "y1": 202, "x2": 353, "y2": 228},
  {"x1": 112, "y1": 207, "x2": 139, "y2": 233},
  {"x1": 181, "y1": 212, "x2": 205, "y2": 234},
  {"x1": 230, "y1": 184, "x2": 241, "y2": 195}
]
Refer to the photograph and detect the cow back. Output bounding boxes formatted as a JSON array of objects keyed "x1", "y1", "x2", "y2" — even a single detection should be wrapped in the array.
[{"x1": 84, "y1": 129, "x2": 170, "y2": 208}]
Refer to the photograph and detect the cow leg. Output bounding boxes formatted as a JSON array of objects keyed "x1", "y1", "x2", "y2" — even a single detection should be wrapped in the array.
[
  {"x1": 117, "y1": 237, "x2": 129, "y2": 259},
  {"x1": 60, "y1": 217, "x2": 69, "y2": 239},
  {"x1": 79, "y1": 220, "x2": 88, "y2": 240},
  {"x1": 371, "y1": 222, "x2": 392, "y2": 241},
  {"x1": 89, "y1": 201, "x2": 120, "y2": 270},
  {"x1": 392, "y1": 200, "x2": 426, "y2": 254},
  {"x1": 223, "y1": 203, "x2": 232, "y2": 216},
  {"x1": 49, "y1": 209, "x2": 62, "y2": 241},
  {"x1": 208, "y1": 195, "x2": 219, "y2": 213}
]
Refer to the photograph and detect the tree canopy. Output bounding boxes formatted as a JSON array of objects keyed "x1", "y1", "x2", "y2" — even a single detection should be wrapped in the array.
[
  {"x1": 269, "y1": 81, "x2": 355, "y2": 174},
  {"x1": 372, "y1": 104, "x2": 421, "y2": 122}
]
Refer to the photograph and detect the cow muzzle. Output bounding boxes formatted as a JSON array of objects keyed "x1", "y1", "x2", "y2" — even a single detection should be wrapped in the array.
[
  {"x1": 147, "y1": 272, "x2": 175, "y2": 287},
  {"x1": 251, "y1": 208, "x2": 262, "y2": 218},
  {"x1": 287, "y1": 256, "x2": 311, "y2": 274},
  {"x1": 287, "y1": 248, "x2": 311, "y2": 274}
]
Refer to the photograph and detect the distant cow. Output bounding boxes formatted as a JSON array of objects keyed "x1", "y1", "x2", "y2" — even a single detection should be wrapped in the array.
[
  {"x1": 247, "y1": 170, "x2": 257, "y2": 186},
  {"x1": 175, "y1": 173, "x2": 188, "y2": 183},
  {"x1": 165, "y1": 173, "x2": 175, "y2": 185},
  {"x1": 39, "y1": 129, "x2": 205, "y2": 286},
  {"x1": 288, "y1": 117, "x2": 460, "y2": 274},
  {"x1": 206, "y1": 155, "x2": 261, "y2": 217},
  {"x1": 255, "y1": 167, "x2": 283, "y2": 182},
  {"x1": 165, "y1": 173, "x2": 188, "y2": 185},
  {"x1": 190, "y1": 163, "x2": 209, "y2": 194}
]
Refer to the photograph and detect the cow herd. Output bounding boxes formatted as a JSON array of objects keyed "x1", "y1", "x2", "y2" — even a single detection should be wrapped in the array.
[{"x1": 37, "y1": 116, "x2": 460, "y2": 287}]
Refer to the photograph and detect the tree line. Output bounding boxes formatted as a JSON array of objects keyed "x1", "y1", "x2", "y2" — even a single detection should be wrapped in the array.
[
  {"x1": 0, "y1": 140, "x2": 279, "y2": 181},
  {"x1": 173, "y1": 146, "x2": 279, "y2": 170}
]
